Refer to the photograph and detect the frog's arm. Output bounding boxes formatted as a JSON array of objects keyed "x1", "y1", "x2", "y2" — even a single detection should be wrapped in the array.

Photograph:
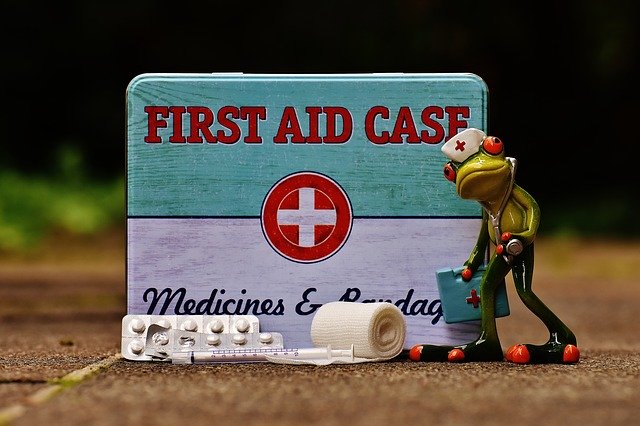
[
  {"x1": 464, "y1": 210, "x2": 489, "y2": 272},
  {"x1": 510, "y1": 185, "x2": 540, "y2": 246}
]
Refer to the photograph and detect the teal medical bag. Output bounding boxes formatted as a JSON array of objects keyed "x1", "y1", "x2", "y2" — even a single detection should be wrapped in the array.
[{"x1": 436, "y1": 265, "x2": 510, "y2": 324}]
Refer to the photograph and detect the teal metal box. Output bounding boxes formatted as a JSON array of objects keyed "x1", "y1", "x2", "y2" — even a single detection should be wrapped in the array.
[{"x1": 126, "y1": 73, "x2": 488, "y2": 348}]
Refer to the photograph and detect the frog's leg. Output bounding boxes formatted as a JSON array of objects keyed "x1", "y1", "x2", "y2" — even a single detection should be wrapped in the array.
[
  {"x1": 409, "y1": 252, "x2": 510, "y2": 362},
  {"x1": 505, "y1": 243, "x2": 580, "y2": 364}
]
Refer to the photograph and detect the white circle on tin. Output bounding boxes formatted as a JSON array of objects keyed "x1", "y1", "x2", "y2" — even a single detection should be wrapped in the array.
[{"x1": 261, "y1": 172, "x2": 353, "y2": 263}]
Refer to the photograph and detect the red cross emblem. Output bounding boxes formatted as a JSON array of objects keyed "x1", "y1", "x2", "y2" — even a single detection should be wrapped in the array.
[
  {"x1": 466, "y1": 289, "x2": 481, "y2": 308},
  {"x1": 455, "y1": 140, "x2": 466, "y2": 151},
  {"x1": 261, "y1": 172, "x2": 352, "y2": 263}
]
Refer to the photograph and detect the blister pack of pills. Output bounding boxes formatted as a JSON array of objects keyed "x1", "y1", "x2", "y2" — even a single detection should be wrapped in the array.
[{"x1": 121, "y1": 314, "x2": 283, "y2": 361}]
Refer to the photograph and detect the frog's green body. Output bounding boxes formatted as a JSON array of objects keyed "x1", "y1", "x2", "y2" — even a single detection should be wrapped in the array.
[{"x1": 411, "y1": 130, "x2": 579, "y2": 364}]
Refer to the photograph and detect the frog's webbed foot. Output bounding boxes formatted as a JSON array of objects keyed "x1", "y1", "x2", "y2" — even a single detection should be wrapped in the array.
[
  {"x1": 408, "y1": 344, "x2": 452, "y2": 362},
  {"x1": 409, "y1": 340, "x2": 503, "y2": 363},
  {"x1": 505, "y1": 342, "x2": 580, "y2": 364}
]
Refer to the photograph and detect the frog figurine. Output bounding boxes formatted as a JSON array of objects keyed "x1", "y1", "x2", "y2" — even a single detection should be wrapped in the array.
[{"x1": 409, "y1": 128, "x2": 579, "y2": 364}]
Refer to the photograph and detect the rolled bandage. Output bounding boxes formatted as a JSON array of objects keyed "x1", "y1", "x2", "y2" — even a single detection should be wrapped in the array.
[{"x1": 311, "y1": 301, "x2": 406, "y2": 363}]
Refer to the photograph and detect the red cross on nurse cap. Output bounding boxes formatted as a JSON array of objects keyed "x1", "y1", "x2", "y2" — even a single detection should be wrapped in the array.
[{"x1": 441, "y1": 128, "x2": 486, "y2": 163}]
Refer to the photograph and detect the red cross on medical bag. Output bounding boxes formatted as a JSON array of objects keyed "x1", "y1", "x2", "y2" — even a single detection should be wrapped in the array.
[{"x1": 436, "y1": 265, "x2": 510, "y2": 323}]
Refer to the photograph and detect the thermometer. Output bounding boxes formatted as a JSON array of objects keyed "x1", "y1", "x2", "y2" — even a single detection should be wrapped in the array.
[{"x1": 171, "y1": 345, "x2": 354, "y2": 365}]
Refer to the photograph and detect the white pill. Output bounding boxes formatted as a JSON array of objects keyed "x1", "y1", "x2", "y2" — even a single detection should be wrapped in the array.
[
  {"x1": 129, "y1": 340, "x2": 144, "y2": 355},
  {"x1": 209, "y1": 319, "x2": 224, "y2": 333},
  {"x1": 157, "y1": 319, "x2": 172, "y2": 329},
  {"x1": 259, "y1": 333, "x2": 273, "y2": 344},
  {"x1": 182, "y1": 320, "x2": 198, "y2": 332},
  {"x1": 206, "y1": 335, "x2": 221, "y2": 346},
  {"x1": 130, "y1": 319, "x2": 146, "y2": 334},
  {"x1": 235, "y1": 318, "x2": 250, "y2": 333},
  {"x1": 232, "y1": 334, "x2": 247, "y2": 345}
]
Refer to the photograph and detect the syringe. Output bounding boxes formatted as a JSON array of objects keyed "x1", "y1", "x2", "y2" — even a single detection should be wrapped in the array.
[{"x1": 171, "y1": 345, "x2": 354, "y2": 365}]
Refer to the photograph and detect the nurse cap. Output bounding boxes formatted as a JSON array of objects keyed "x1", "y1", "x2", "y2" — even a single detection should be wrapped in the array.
[{"x1": 441, "y1": 128, "x2": 486, "y2": 163}]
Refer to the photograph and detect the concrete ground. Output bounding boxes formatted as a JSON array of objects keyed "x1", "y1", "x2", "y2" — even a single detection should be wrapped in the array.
[{"x1": 1, "y1": 232, "x2": 639, "y2": 425}]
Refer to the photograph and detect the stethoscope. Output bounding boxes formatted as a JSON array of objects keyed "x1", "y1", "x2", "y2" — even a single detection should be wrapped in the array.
[{"x1": 481, "y1": 157, "x2": 522, "y2": 265}]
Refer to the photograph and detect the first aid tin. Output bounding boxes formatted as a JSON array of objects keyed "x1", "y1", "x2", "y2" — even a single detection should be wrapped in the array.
[{"x1": 126, "y1": 73, "x2": 488, "y2": 349}]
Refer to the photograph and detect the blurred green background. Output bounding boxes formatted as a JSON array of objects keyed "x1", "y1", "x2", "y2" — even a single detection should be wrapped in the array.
[{"x1": 1, "y1": 0, "x2": 638, "y2": 252}]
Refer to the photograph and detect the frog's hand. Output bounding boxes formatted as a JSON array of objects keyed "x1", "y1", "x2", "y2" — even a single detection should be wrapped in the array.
[
  {"x1": 496, "y1": 231, "x2": 526, "y2": 257},
  {"x1": 462, "y1": 211, "x2": 489, "y2": 281},
  {"x1": 508, "y1": 185, "x2": 541, "y2": 247}
]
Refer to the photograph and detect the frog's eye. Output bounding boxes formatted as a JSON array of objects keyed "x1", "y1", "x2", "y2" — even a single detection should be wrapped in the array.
[
  {"x1": 443, "y1": 162, "x2": 457, "y2": 182},
  {"x1": 483, "y1": 136, "x2": 503, "y2": 155}
]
